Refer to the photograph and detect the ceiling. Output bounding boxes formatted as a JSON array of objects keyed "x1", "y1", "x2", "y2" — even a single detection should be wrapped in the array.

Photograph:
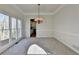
[{"x1": 15, "y1": 4, "x2": 63, "y2": 15}]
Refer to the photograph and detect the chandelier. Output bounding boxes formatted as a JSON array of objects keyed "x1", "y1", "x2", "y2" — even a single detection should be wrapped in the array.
[{"x1": 35, "y1": 4, "x2": 43, "y2": 24}]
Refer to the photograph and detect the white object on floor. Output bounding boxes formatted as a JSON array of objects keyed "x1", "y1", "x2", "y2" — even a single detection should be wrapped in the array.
[{"x1": 27, "y1": 44, "x2": 47, "y2": 54}]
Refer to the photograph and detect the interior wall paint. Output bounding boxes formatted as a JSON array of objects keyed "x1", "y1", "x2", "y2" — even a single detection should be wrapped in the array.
[
  {"x1": 26, "y1": 15, "x2": 54, "y2": 38},
  {"x1": 36, "y1": 15, "x2": 54, "y2": 37},
  {"x1": 52, "y1": 5, "x2": 79, "y2": 48}
]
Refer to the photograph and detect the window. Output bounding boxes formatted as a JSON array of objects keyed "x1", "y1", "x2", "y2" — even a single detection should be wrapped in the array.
[
  {"x1": 0, "y1": 13, "x2": 9, "y2": 46},
  {"x1": 0, "y1": 12, "x2": 22, "y2": 48},
  {"x1": 18, "y1": 20, "x2": 22, "y2": 39},
  {"x1": 11, "y1": 17, "x2": 17, "y2": 40}
]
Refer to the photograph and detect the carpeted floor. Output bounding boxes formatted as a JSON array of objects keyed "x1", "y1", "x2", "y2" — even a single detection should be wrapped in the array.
[{"x1": 1, "y1": 38, "x2": 78, "y2": 55}]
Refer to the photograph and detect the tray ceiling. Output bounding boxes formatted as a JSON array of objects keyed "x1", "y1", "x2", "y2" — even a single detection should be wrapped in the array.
[{"x1": 15, "y1": 4, "x2": 63, "y2": 15}]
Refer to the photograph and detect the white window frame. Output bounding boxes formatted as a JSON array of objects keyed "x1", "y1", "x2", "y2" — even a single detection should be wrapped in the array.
[
  {"x1": 17, "y1": 19, "x2": 22, "y2": 39},
  {"x1": 0, "y1": 11, "x2": 22, "y2": 44}
]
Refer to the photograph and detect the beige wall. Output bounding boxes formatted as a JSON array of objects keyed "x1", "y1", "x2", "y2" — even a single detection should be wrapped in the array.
[{"x1": 52, "y1": 5, "x2": 79, "y2": 48}]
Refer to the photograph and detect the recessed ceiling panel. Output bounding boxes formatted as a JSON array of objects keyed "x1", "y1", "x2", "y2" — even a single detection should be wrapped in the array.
[{"x1": 16, "y1": 4, "x2": 61, "y2": 14}]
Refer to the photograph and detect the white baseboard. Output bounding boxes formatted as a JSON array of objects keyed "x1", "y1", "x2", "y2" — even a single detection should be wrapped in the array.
[
  {"x1": 52, "y1": 31, "x2": 79, "y2": 54},
  {"x1": 55, "y1": 37, "x2": 79, "y2": 54}
]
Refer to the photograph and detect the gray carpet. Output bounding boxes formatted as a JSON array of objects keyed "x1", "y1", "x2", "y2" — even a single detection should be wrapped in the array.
[{"x1": 1, "y1": 38, "x2": 78, "y2": 55}]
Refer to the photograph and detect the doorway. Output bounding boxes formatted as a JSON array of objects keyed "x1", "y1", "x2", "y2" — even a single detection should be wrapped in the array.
[{"x1": 30, "y1": 19, "x2": 36, "y2": 37}]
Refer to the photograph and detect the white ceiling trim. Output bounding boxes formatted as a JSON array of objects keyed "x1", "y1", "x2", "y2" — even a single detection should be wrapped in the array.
[
  {"x1": 24, "y1": 13, "x2": 54, "y2": 15},
  {"x1": 52, "y1": 4, "x2": 66, "y2": 15},
  {"x1": 11, "y1": 4, "x2": 24, "y2": 15},
  {"x1": 24, "y1": 5, "x2": 66, "y2": 15},
  {"x1": 12, "y1": 4, "x2": 66, "y2": 16}
]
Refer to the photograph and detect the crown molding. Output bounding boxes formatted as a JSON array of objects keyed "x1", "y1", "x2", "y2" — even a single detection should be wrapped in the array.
[
  {"x1": 11, "y1": 4, "x2": 25, "y2": 15},
  {"x1": 24, "y1": 13, "x2": 54, "y2": 15},
  {"x1": 52, "y1": 4, "x2": 66, "y2": 15},
  {"x1": 11, "y1": 4, "x2": 66, "y2": 16},
  {"x1": 24, "y1": 5, "x2": 66, "y2": 15}
]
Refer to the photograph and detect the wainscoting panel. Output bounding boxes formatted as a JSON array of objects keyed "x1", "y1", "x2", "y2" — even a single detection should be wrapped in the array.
[{"x1": 52, "y1": 31, "x2": 79, "y2": 54}]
